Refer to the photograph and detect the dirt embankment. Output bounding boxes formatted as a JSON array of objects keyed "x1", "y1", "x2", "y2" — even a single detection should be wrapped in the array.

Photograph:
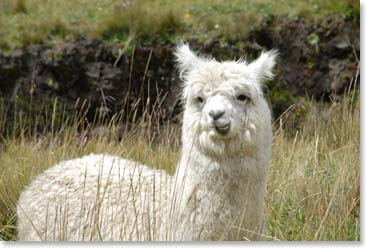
[{"x1": 0, "y1": 15, "x2": 359, "y2": 133}]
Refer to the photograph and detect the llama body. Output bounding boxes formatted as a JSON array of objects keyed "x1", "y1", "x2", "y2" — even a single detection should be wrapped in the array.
[
  {"x1": 17, "y1": 154, "x2": 171, "y2": 241},
  {"x1": 17, "y1": 44, "x2": 277, "y2": 241}
]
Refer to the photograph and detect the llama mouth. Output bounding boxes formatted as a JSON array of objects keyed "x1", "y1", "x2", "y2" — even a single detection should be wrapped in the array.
[{"x1": 215, "y1": 123, "x2": 231, "y2": 135}]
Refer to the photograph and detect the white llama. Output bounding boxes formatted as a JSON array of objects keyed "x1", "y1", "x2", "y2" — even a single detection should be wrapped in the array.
[{"x1": 17, "y1": 44, "x2": 277, "y2": 241}]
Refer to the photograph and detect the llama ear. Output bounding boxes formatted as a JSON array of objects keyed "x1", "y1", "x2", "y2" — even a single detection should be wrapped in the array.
[
  {"x1": 247, "y1": 50, "x2": 278, "y2": 83},
  {"x1": 174, "y1": 43, "x2": 200, "y2": 79}
]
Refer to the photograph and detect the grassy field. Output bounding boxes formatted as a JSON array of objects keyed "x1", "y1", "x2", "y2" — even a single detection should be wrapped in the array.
[
  {"x1": 0, "y1": 71, "x2": 360, "y2": 241},
  {"x1": 0, "y1": 0, "x2": 359, "y2": 51},
  {"x1": 0, "y1": 0, "x2": 360, "y2": 241}
]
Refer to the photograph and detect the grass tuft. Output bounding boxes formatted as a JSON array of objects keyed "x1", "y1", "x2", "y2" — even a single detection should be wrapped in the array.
[
  {"x1": 97, "y1": 0, "x2": 184, "y2": 43},
  {"x1": 12, "y1": 0, "x2": 27, "y2": 14}
]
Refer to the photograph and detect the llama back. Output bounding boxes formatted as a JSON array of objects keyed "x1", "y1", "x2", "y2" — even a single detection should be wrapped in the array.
[{"x1": 17, "y1": 154, "x2": 172, "y2": 241}]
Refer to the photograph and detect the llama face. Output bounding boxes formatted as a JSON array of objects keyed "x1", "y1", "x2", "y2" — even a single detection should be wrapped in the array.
[
  {"x1": 188, "y1": 75, "x2": 254, "y2": 139},
  {"x1": 175, "y1": 44, "x2": 277, "y2": 158},
  {"x1": 184, "y1": 66, "x2": 261, "y2": 158}
]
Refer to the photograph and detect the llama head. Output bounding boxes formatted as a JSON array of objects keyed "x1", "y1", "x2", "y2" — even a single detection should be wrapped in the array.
[{"x1": 175, "y1": 44, "x2": 277, "y2": 159}]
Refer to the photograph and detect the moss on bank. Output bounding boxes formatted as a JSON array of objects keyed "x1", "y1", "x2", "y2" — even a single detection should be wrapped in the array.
[{"x1": 0, "y1": 0, "x2": 359, "y2": 51}]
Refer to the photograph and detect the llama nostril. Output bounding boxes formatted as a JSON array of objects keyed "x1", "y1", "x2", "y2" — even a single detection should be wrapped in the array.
[{"x1": 209, "y1": 110, "x2": 225, "y2": 120}]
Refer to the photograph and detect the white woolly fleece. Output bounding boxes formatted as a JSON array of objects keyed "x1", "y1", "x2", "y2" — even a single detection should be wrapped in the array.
[{"x1": 17, "y1": 44, "x2": 277, "y2": 241}]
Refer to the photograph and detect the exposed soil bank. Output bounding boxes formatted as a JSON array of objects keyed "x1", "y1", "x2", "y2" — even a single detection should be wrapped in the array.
[{"x1": 0, "y1": 15, "x2": 359, "y2": 134}]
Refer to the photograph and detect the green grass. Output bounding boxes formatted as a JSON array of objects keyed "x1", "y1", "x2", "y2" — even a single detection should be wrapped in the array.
[
  {"x1": 0, "y1": 69, "x2": 360, "y2": 241},
  {"x1": 0, "y1": 0, "x2": 360, "y2": 241},
  {"x1": 0, "y1": 0, "x2": 359, "y2": 51},
  {"x1": 267, "y1": 95, "x2": 360, "y2": 240}
]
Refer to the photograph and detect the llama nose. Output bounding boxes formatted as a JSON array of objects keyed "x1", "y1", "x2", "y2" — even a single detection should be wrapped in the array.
[{"x1": 209, "y1": 110, "x2": 225, "y2": 120}]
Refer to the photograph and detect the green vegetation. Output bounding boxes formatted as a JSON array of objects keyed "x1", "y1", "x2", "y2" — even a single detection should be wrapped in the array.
[
  {"x1": 0, "y1": 71, "x2": 360, "y2": 241},
  {"x1": 0, "y1": 0, "x2": 359, "y2": 50},
  {"x1": 268, "y1": 94, "x2": 359, "y2": 240},
  {"x1": 0, "y1": 0, "x2": 360, "y2": 241}
]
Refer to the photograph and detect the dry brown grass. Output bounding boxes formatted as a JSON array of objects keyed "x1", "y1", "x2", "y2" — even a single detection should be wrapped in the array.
[
  {"x1": 267, "y1": 93, "x2": 360, "y2": 240},
  {"x1": 0, "y1": 68, "x2": 360, "y2": 240}
]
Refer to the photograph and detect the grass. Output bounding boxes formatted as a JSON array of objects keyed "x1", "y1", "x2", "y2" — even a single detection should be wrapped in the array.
[
  {"x1": 267, "y1": 93, "x2": 360, "y2": 240},
  {"x1": 0, "y1": 67, "x2": 360, "y2": 241},
  {"x1": 0, "y1": 0, "x2": 360, "y2": 51},
  {"x1": 0, "y1": 0, "x2": 359, "y2": 241}
]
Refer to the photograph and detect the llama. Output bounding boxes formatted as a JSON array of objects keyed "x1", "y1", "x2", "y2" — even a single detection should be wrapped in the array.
[{"x1": 17, "y1": 44, "x2": 277, "y2": 241}]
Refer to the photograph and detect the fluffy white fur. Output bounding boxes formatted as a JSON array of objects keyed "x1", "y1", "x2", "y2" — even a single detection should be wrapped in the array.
[{"x1": 17, "y1": 44, "x2": 277, "y2": 241}]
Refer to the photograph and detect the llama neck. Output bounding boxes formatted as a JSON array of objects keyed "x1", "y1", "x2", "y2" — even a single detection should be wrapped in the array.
[
  {"x1": 165, "y1": 121, "x2": 269, "y2": 240},
  {"x1": 174, "y1": 144, "x2": 263, "y2": 192},
  {"x1": 170, "y1": 142, "x2": 266, "y2": 239}
]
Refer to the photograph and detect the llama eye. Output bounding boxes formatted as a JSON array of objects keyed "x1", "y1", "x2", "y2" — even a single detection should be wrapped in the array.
[
  {"x1": 237, "y1": 94, "x2": 249, "y2": 102},
  {"x1": 197, "y1": 96, "x2": 204, "y2": 103}
]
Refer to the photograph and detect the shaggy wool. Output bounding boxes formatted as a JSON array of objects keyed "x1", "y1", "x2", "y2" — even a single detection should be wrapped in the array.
[{"x1": 17, "y1": 44, "x2": 277, "y2": 241}]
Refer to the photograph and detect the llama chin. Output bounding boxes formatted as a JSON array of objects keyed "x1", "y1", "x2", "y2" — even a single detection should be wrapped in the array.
[{"x1": 17, "y1": 43, "x2": 277, "y2": 241}]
